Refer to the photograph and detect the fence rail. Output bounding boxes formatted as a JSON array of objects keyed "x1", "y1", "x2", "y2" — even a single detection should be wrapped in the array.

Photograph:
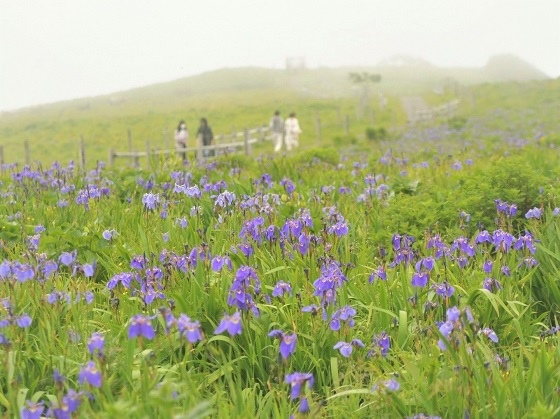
[
  {"x1": 109, "y1": 125, "x2": 273, "y2": 167},
  {"x1": 413, "y1": 99, "x2": 460, "y2": 123}
]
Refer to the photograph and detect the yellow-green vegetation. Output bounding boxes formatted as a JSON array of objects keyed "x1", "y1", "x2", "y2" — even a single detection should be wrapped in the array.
[{"x1": 1, "y1": 76, "x2": 560, "y2": 418}]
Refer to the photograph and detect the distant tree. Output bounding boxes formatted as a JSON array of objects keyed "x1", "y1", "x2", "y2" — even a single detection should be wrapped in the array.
[
  {"x1": 349, "y1": 72, "x2": 382, "y2": 118},
  {"x1": 349, "y1": 72, "x2": 381, "y2": 84}
]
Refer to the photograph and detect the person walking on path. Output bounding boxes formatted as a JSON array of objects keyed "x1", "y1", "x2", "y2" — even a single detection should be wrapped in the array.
[
  {"x1": 174, "y1": 120, "x2": 189, "y2": 161},
  {"x1": 269, "y1": 110, "x2": 284, "y2": 153},
  {"x1": 284, "y1": 112, "x2": 302, "y2": 151},
  {"x1": 197, "y1": 118, "x2": 214, "y2": 157}
]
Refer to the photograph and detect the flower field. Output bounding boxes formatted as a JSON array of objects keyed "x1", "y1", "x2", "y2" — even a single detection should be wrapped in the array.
[{"x1": 2, "y1": 88, "x2": 560, "y2": 418}]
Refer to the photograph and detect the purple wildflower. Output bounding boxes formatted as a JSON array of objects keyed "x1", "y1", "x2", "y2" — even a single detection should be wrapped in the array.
[
  {"x1": 177, "y1": 314, "x2": 203, "y2": 343},
  {"x1": 78, "y1": 361, "x2": 102, "y2": 388},
  {"x1": 87, "y1": 332, "x2": 105, "y2": 355},
  {"x1": 128, "y1": 315, "x2": 155, "y2": 340},
  {"x1": 215, "y1": 312, "x2": 243, "y2": 336}
]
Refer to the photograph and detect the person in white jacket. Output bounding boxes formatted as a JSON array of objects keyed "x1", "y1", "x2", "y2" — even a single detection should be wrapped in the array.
[
  {"x1": 284, "y1": 113, "x2": 302, "y2": 151},
  {"x1": 174, "y1": 120, "x2": 189, "y2": 160}
]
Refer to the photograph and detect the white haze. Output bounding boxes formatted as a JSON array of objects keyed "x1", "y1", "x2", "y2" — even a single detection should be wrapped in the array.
[{"x1": 0, "y1": 0, "x2": 559, "y2": 111}]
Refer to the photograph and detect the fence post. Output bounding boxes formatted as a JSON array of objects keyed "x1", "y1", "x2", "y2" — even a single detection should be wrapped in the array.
[
  {"x1": 109, "y1": 149, "x2": 114, "y2": 167},
  {"x1": 258, "y1": 126, "x2": 264, "y2": 142},
  {"x1": 344, "y1": 114, "x2": 349, "y2": 136},
  {"x1": 315, "y1": 113, "x2": 322, "y2": 145},
  {"x1": 24, "y1": 140, "x2": 30, "y2": 165},
  {"x1": 80, "y1": 135, "x2": 86, "y2": 169},
  {"x1": 146, "y1": 140, "x2": 151, "y2": 168},
  {"x1": 197, "y1": 134, "x2": 204, "y2": 164},
  {"x1": 164, "y1": 127, "x2": 170, "y2": 150},
  {"x1": 127, "y1": 129, "x2": 133, "y2": 167},
  {"x1": 244, "y1": 128, "x2": 250, "y2": 156}
]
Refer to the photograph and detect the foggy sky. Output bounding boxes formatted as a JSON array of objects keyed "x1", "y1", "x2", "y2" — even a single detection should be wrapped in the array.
[{"x1": 1, "y1": 0, "x2": 559, "y2": 111}]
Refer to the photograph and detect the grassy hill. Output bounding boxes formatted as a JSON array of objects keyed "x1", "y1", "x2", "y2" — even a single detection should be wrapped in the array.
[{"x1": 0, "y1": 56, "x2": 553, "y2": 167}]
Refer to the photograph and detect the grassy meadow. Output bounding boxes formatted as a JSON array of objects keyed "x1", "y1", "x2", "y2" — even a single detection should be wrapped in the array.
[{"x1": 1, "y1": 76, "x2": 560, "y2": 418}]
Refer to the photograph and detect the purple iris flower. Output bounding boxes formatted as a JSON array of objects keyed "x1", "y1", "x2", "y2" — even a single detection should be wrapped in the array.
[
  {"x1": 272, "y1": 280, "x2": 292, "y2": 297},
  {"x1": 437, "y1": 321, "x2": 455, "y2": 350},
  {"x1": 16, "y1": 314, "x2": 32, "y2": 328},
  {"x1": 102, "y1": 229, "x2": 116, "y2": 240},
  {"x1": 107, "y1": 272, "x2": 134, "y2": 289},
  {"x1": 265, "y1": 225, "x2": 277, "y2": 241},
  {"x1": 142, "y1": 193, "x2": 161, "y2": 210},
  {"x1": 334, "y1": 341, "x2": 353, "y2": 357},
  {"x1": 483, "y1": 277, "x2": 501, "y2": 293},
  {"x1": 238, "y1": 242, "x2": 253, "y2": 257},
  {"x1": 211, "y1": 255, "x2": 233, "y2": 272},
  {"x1": 59, "y1": 251, "x2": 76, "y2": 267},
  {"x1": 280, "y1": 177, "x2": 295, "y2": 193},
  {"x1": 269, "y1": 330, "x2": 297, "y2": 359},
  {"x1": 411, "y1": 271, "x2": 429, "y2": 288},
  {"x1": 422, "y1": 257, "x2": 435, "y2": 271},
  {"x1": 334, "y1": 339, "x2": 365, "y2": 357},
  {"x1": 519, "y1": 257, "x2": 539, "y2": 268},
  {"x1": 369, "y1": 331, "x2": 390, "y2": 358},
  {"x1": 128, "y1": 315, "x2": 155, "y2": 340},
  {"x1": 452, "y1": 236, "x2": 475, "y2": 257},
  {"x1": 78, "y1": 361, "x2": 102, "y2": 388},
  {"x1": 492, "y1": 230, "x2": 512, "y2": 251},
  {"x1": 501, "y1": 265, "x2": 511, "y2": 276},
  {"x1": 285, "y1": 372, "x2": 314, "y2": 400},
  {"x1": 525, "y1": 207, "x2": 542, "y2": 219},
  {"x1": 82, "y1": 262, "x2": 95, "y2": 277},
  {"x1": 475, "y1": 230, "x2": 492, "y2": 244},
  {"x1": 481, "y1": 328, "x2": 499, "y2": 343},
  {"x1": 12, "y1": 262, "x2": 35, "y2": 282},
  {"x1": 297, "y1": 233, "x2": 310, "y2": 255},
  {"x1": 87, "y1": 333, "x2": 105, "y2": 355},
  {"x1": 372, "y1": 378, "x2": 400, "y2": 392},
  {"x1": 43, "y1": 260, "x2": 58, "y2": 278},
  {"x1": 457, "y1": 256, "x2": 469, "y2": 269},
  {"x1": 177, "y1": 314, "x2": 203, "y2": 343},
  {"x1": 330, "y1": 305, "x2": 356, "y2": 331},
  {"x1": 483, "y1": 260, "x2": 493, "y2": 273},
  {"x1": 301, "y1": 304, "x2": 320, "y2": 315},
  {"x1": 20, "y1": 401, "x2": 45, "y2": 419},
  {"x1": 282, "y1": 219, "x2": 303, "y2": 239},
  {"x1": 514, "y1": 233, "x2": 537, "y2": 254},
  {"x1": 432, "y1": 281, "x2": 455, "y2": 297},
  {"x1": 447, "y1": 306, "x2": 461, "y2": 323},
  {"x1": 49, "y1": 389, "x2": 81, "y2": 418},
  {"x1": 130, "y1": 255, "x2": 146, "y2": 270},
  {"x1": 215, "y1": 312, "x2": 243, "y2": 336},
  {"x1": 328, "y1": 221, "x2": 349, "y2": 237}
]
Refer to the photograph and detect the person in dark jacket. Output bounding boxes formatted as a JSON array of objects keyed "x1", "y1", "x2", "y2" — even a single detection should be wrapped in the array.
[{"x1": 197, "y1": 118, "x2": 214, "y2": 157}]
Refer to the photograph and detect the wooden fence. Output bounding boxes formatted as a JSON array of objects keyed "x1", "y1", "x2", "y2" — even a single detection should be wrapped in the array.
[
  {"x1": 108, "y1": 125, "x2": 273, "y2": 167},
  {"x1": 412, "y1": 99, "x2": 460, "y2": 124}
]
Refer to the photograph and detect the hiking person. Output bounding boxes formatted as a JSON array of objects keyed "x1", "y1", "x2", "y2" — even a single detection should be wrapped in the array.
[
  {"x1": 284, "y1": 112, "x2": 302, "y2": 151},
  {"x1": 197, "y1": 118, "x2": 214, "y2": 157},
  {"x1": 269, "y1": 110, "x2": 284, "y2": 153},
  {"x1": 174, "y1": 120, "x2": 189, "y2": 160}
]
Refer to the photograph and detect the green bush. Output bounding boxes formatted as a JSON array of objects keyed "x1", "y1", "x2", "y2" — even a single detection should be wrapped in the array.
[
  {"x1": 366, "y1": 127, "x2": 387, "y2": 141},
  {"x1": 458, "y1": 155, "x2": 546, "y2": 229},
  {"x1": 291, "y1": 147, "x2": 340, "y2": 167}
]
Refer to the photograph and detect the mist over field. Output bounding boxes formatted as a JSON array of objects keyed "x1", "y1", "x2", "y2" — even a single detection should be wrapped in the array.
[
  {"x1": 0, "y1": 0, "x2": 559, "y2": 111},
  {"x1": 2, "y1": 2, "x2": 560, "y2": 419}
]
